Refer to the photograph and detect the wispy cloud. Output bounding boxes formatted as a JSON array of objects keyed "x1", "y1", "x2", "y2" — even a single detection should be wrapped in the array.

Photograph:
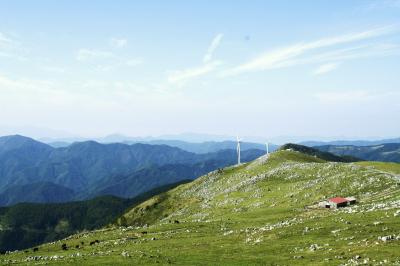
[
  {"x1": 0, "y1": 74, "x2": 122, "y2": 112},
  {"x1": 167, "y1": 34, "x2": 224, "y2": 85},
  {"x1": 110, "y1": 38, "x2": 128, "y2": 48},
  {"x1": 203, "y1": 33, "x2": 223, "y2": 63},
  {"x1": 303, "y1": 43, "x2": 400, "y2": 63},
  {"x1": 76, "y1": 47, "x2": 142, "y2": 70},
  {"x1": 221, "y1": 25, "x2": 398, "y2": 76},
  {"x1": 125, "y1": 59, "x2": 143, "y2": 67},
  {"x1": 0, "y1": 73, "x2": 55, "y2": 93},
  {"x1": 0, "y1": 32, "x2": 27, "y2": 61},
  {"x1": 365, "y1": 0, "x2": 400, "y2": 10},
  {"x1": 76, "y1": 49, "x2": 115, "y2": 61},
  {"x1": 0, "y1": 32, "x2": 14, "y2": 47},
  {"x1": 40, "y1": 65, "x2": 66, "y2": 74},
  {"x1": 94, "y1": 58, "x2": 143, "y2": 72},
  {"x1": 314, "y1": 90, "x2": 373, "y2": 104},
  {"x1": 313, "y1": 62, "x2": 340, "y2": 75},
  {"x1": 167, "y1": 61, "x2": 221, "y2": 84},
  {"x1": 315, "y1": 89, "x2": 400, "y2": 105}
]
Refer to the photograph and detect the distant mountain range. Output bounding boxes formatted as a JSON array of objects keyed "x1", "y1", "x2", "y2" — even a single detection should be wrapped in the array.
[
  {"x1": 300, "y1": 138, "x2": 400, "y2": 147},
  {"x1": 47, "y1": 139, "x2": 278, "y2": 154},
  {"x1": 40, "y1": 133, "x2": 239, "y2": 144},
  {"x1": 314, "y1": 143, "x2": 400, "y2": 163},
  {"x1": 45, "y1": 134, "x2": 400, "y2": 153},
  {"x1": 0, "y1": 135, "x2": 265, "y2": 206}
]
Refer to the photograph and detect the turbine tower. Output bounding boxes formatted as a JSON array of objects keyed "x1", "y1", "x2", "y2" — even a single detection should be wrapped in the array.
[
  {"x1": 236, "y1": 136, "x2": 241, "y2": 165},
  {"x1": 266, "y1": 142, "x2": 269, "y2": 155}
]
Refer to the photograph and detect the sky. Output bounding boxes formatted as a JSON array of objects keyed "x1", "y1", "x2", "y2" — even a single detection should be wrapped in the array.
[{"x1": 0, "y1": 0, "x2": 399, "y2": 141}]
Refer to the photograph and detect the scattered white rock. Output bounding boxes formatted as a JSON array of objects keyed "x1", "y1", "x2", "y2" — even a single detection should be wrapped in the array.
[
  {"x1": 309, "y1": 244, "x2": 320, "y2": 251},
  {"x1": 378, "y1": 235, "x2": 396, "y2": 242},
  {"x1": 121, "y1": 251, "x2": 130, "y2": 257}
]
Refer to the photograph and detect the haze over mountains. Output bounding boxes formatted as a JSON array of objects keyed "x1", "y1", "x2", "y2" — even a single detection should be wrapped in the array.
[
  {"x1": 38, "y1": 132, "x2": 272, "y2": 145},
  {"x1": 301, "y1": 138, "x2": 400, "y2": 147},
  {"x1": 47, "y1": 138, "x2": 277, "y2": 154},
  {"x1": 42, "y1": 133, "x2": 400, "y2": 148}
]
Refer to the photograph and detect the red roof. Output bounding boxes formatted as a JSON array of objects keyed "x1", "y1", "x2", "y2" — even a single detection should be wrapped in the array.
[{"x1": 329, "y1": 197, "x2": 348, "y2": 204}]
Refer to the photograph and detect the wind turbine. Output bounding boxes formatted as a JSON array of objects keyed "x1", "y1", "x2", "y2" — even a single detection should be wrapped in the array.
[
  {"x1": 236, "y1": 136, "x2": 241, "y2": 165},
  {"x1": 266, "y1": 142, "x2": 269, "y2": 156}
]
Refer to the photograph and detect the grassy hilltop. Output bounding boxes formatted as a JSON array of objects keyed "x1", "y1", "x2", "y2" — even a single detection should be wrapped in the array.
[{"x1": 2, "y1": 146, "x2": 400, "y2": 265}]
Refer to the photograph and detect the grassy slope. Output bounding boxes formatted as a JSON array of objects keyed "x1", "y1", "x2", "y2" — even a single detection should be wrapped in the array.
[{"x1": 2, "y1": 150, "x2": 400, "y2": 265}]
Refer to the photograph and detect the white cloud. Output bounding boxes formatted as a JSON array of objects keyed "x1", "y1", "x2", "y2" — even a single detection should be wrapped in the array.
[
  {"x1": 0, "y1": 51, "x2": 15, "y2": 58},
  {"x1": 0, "y1": 32, "x2": 27, "y2": 61},
  {"x1": 166, "y1": 34, "x2": 224, "y2": 85},
  {"x1": 110, "y1": 38, "x2": 128, "y2": 48},
  {"x1": 95, "y1": 64, "x2": 117, "y2": 72},
  {"x1": 93, "y1": 58, "x2": 143, "y2": 72},
  {"x1": 40, "y1": 65, "x2": 66, "y2": 74},
  {"x1": 167, "y1": 61, "x2": 221, "y2": 84},
  {"x1": 0, "y1": 73, "x2": 142, "y2": 111},
  {"x1": 125, "y1": 58, "x2": 143, "y2": 67},
  {"x1": 313, "y1": 62, "x2": 340, "y2": 75},
  {"x1": 0, "y1": 32, "x2": 14, "y2": 48},
  {"x1": 222, "y1": 25, "x2": 398, "y2": 76},
  {"x1": 76, "y1": 47, "x2": 142, "y2": 70},
  {"x1": 365, "y1": 0, "x2": 400, "y2": 10},
  {"x1": 0, "y1": 73, "x2": 64, "y2": 96},
  {"x1": 203, "y1": 33, "x2": 223, "y2": 63},
  {"x1": 250, "y1": 43, "x2": 399, "y2": 73},
  {"x1": 76, "y1": 49, "x2": 115, "y2": 61},
  {"x1": 315, "y1": 90, "x2": 400, "y2": 106},
  {"x1": 304, "y1": 43, "x2": 400, "y2": 64},
  {"x1": 314, "y1": 90, "x2": 373, "y2": 104}
]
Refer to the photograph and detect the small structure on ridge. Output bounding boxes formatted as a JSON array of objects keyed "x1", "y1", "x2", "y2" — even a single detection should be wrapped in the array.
[{"x1": 318, "y1": 196, "x2": 357, "y2": 209}]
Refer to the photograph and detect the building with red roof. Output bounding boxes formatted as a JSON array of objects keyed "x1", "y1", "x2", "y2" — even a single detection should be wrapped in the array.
[
  {"x1": 317, "y1": 196, "x2": 357, "y2": 209},
  {"x1": 328, "y1": 197, "x2": 349, "y2": 208}
]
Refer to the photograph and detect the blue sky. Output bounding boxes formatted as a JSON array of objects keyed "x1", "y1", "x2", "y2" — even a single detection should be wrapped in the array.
[{"x1": 0, "y1": 0, "x2": 399, "y2": 140}]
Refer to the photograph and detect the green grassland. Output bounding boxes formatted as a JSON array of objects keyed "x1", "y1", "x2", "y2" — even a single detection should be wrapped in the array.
[{"x1": 2, "y1": 149, "x2": 400, "y2": 265}]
